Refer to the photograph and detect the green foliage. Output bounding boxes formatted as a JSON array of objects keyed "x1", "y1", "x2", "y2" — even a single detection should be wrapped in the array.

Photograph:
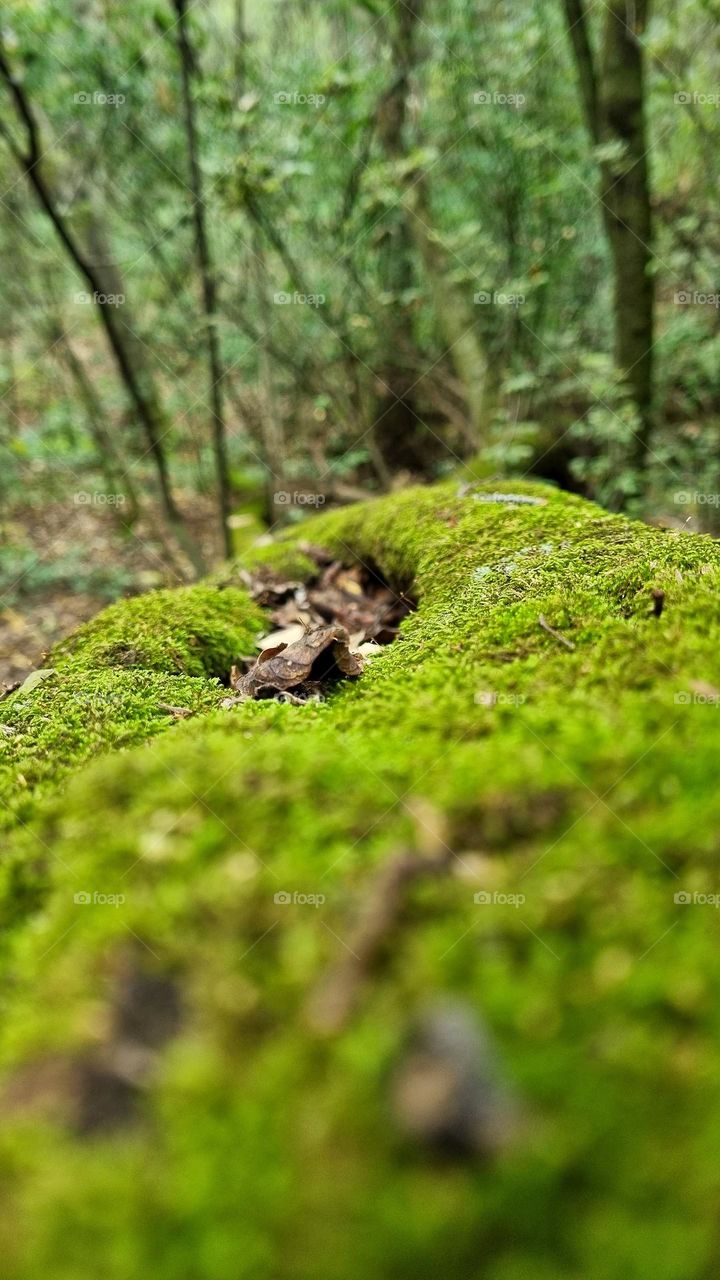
[{"x1": 1, "y1": 0, "x2": 717, "y2": 511}]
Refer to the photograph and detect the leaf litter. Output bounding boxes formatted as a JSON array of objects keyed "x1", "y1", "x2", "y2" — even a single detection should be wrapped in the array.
[{"x1": 231, "y1": 552, "x2": 415, "y2": 705}]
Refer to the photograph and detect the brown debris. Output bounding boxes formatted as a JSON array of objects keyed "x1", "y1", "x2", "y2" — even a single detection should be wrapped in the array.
[
  {"x1": 651, "y1": 588, "x2": 665, "y2": 618},
  {"x1": 230, "y1": 552, "x2": 415, "y2": 704},
  {"x1": 305, "y1": 803, "x2": 451, "y2": 1035},
  {"x1": 390, "y1": 1001, "x2": 521, "y2": 1158},
  {"x1": 232, "y1": 624, "x2": 363, "y2": 701},
  {"x1": 307, "y1": 559, "x2": 413, "y2": 644}
]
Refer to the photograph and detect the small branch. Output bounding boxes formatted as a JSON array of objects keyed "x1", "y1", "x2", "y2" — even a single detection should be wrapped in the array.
[
  {"x1": 538, "y1": 614, "x2": 576, "y2": 651},
  {"x1": 305, "y1": 804, "x2": 451, "y2": 1034}
]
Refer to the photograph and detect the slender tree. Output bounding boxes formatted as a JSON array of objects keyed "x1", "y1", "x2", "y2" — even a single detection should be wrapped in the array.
[
  {"x1": 372, "y1": 0, "x2": 425, "y2": 471},
  {"x1": 174, "y1": 0, "x2": 233, "y2": 556},
  {"x1": 0, "y1": 41, "x2": 205, "y2": 572},
  {"x1": 562, "y1": 0, "x2": 654, "y2": 456},
  {"x1": 47, "y1": 321, "x2": 140, "y2": 525}
]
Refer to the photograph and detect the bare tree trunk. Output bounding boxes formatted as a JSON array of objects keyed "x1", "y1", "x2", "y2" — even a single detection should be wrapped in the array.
[
  {"x1": 47, "y1": 322, "x2": 140, "y2": 524},
  {"x1": 373, "y1": 0, "x2": 425, "y2": 472},
  {"x1": 251, "y1": 230, "x2": 287, "y2": 520},
  {"x1": 408, "y1": 177, "x2": 493, "y2": 445},
  {"x1": 174, "y1": 0, "x2": 233, "y2": 557},
  {"x1": 0, "y1": 42, "x2": 205, "y2": 573},
  {"x1": 562, "y1": 0, "x2": 654, "y2": 458}
]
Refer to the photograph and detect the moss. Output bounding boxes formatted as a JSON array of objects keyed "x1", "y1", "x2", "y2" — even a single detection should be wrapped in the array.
[
  {"x1": 51, "y1": 583, "x2": 262, "y2": 677},
  {"x1": 1, "y1": 479, "x2": 720, "y2": 1279},
  {"x1": 0, "y1": 667, "x2": 228, "y2": 832}
]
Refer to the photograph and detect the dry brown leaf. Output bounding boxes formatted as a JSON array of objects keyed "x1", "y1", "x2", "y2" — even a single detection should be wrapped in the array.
[{"x1": 233, "y1": 624, "x2": 363, "y2": 700}]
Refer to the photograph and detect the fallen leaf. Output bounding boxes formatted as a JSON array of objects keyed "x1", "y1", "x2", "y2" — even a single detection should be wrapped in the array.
[
  {"x1": 13, "y1": 668, "x2": 57, "y2": 697},
  {"x1": 233, "y1": 624, "x2": 363, "y2": 700},
  {"x1": 256, "y1": 623, "x2": 307, "y2": 650}
]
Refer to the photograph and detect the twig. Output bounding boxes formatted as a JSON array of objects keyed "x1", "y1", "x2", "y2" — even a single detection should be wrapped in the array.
[
  {"x1": 538, "y1": 614, "x2": 576, "y2": 651},
  {"x1": 305, "y1": 803, "x2": 451, "y2": 1034}
]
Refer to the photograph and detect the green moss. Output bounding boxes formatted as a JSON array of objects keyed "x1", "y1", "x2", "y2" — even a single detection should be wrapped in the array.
[
  {"x1": 51, "y1": 583, "x2": 262, "y2": 677},
  {"x1": 0, "y1": 667, "x2": 227, "y2": 832},
  {"x1": 2, "y1": 480, "x2": 720, "y2": 1279}
]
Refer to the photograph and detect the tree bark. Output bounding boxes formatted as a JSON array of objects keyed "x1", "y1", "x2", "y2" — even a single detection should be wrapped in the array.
[
  {"x1": 562, "y1": 0, "x2": 654, "y2": 457},
  {"x1": 368, "y1": 0, "x2": 430, "y2": 473},
  {"x1": 47, "y1": 322, "x2": 140, "y2": 524},
  {"x1": 174, "y1": 0, "x2": 233, "y2": 557}
]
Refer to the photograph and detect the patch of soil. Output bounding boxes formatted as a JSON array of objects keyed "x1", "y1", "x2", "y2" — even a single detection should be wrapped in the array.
[{"x1": 0, "y1": 492, "x2": 221, "y2": 687}]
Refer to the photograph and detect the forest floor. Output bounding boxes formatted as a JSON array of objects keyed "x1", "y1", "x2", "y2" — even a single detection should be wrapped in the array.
[{"x1": 0, "y1": 490, "x2": 224, "y2": 686}]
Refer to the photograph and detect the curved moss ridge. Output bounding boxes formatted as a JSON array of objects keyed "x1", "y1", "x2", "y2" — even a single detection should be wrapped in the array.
[
  {"x1": 0, "y1": 669, "x2": 228, "y2": 834},
  {"x1": 2, "y1": 480, "x2": 720, "y2": 1280},
  {"x1": 0, "y1": 583, "x2": 262, "y2": 834},
  {"x1": 50, "y1": 583, "x2": 262, "y2": 677}
]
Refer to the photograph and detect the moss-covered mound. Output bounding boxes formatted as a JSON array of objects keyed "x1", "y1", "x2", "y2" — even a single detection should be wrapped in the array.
[
  {"x1": 1, "y1": 479, "x2": 720, "y2": 1280},
  {"x1": 51, "y1": 583, "x2": 262, "y2": 677}
]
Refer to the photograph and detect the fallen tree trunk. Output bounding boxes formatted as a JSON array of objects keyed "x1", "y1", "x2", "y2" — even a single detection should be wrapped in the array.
[{"x1": 1, "y1": 478, "x2": 720, "y2": 1279}]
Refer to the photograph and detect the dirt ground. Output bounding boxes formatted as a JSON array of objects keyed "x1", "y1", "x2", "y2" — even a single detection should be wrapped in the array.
[{"x1": 0, "y1": 493, "x2": 224, "y2": 687}]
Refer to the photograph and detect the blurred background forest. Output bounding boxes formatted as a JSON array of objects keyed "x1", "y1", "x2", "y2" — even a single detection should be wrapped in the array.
[{"x1": 1, "y1": 0, "x2": 719, "y2": 678}]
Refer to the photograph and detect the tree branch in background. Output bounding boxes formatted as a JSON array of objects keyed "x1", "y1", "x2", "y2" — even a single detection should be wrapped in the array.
[
  {"x1": 46, "y1": 320, "x2": 140, "y2": 525},
  {"x1": 0, "y1": 42, "x2": 205, "y2": 573},
  {"x1": 174, "y1": 0, "x2": 233, "y2": 557}
]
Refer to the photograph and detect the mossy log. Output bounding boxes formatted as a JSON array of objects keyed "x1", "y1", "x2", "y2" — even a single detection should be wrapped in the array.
[{"x1": 1, "y1": 479, "x2": 719, "y2": 1279}]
